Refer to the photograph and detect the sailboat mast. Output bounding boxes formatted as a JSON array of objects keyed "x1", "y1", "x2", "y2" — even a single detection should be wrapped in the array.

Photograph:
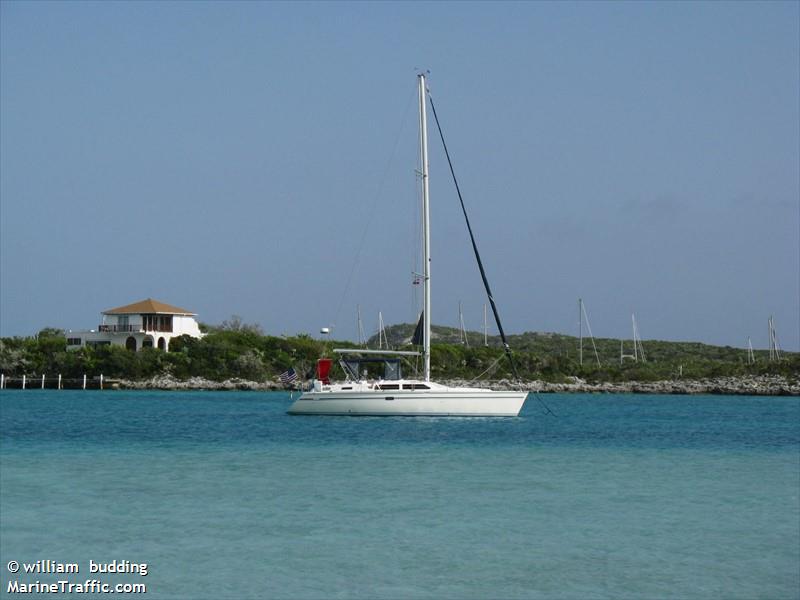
[{"x1": 419, "y1": 73, "x2": 432, "y2": 382}]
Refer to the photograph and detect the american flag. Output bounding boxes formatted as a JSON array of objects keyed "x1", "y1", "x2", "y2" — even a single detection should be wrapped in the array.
[{"x1": 279, "y1": 368, "x2": 297, "y2": 384}]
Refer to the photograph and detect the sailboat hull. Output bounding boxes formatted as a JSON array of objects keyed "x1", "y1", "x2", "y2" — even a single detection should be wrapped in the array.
[{"x1": 288, "y1": 389, "x2": 528, "y2": 417}]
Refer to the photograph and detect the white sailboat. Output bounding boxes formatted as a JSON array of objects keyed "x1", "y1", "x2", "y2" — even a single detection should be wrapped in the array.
[{"x1": 288, "y1": 74, "x2": 528, "y2": 417}]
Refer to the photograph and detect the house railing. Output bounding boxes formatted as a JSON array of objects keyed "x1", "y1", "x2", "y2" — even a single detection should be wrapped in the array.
[
  {"x1": 97, "y1": 324, "x2": 174, "y2": 333},
  {"x1": 97, "y1": 324, "x2": 143, "y2": 333}
]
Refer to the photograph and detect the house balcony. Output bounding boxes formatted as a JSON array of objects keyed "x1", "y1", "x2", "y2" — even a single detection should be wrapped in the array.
[
  {"x1": 98, "y1": 324, "x2": 144, "y2": 333},
  {"x1": 98, "y1": 323, "x2": 174, "y2": 334}
]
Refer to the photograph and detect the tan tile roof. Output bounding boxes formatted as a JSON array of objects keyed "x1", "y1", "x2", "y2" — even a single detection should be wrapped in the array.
[{"x1": 103, "y1": 298, "x2": 197, "y2": 316}]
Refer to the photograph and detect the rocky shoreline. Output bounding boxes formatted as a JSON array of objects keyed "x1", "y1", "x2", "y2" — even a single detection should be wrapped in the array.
[
  {"x1": 108, "y1": 374, "x2": 799, "y2": 396},
  {"x1": 477, "y1": 374, "x2": 800, "y2": 396}
]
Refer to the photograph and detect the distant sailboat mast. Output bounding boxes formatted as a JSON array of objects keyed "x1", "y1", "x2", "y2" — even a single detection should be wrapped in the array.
[
  {"x1": 578, "y1": 298, "x2": 583, "y2": 366},
  {"x1": 578, "y1": 298, "x2": 601, "y2": 367},
  {"x1": 378, "y1": 311, "x2": 387, "y2": 349},
  {"x1": 633, "y1": 313, "x2": 646, "y2": 363},
  {"x1": 458, "y1": 301, "x2": 469, "y2": 347},
  {"x1": 768, "y1": 316, "x2": 781, "y2": 361},
  {"x1": 357, "y1": 304, "x2": 365, "y2": 347},
  {"x1": 483, "y1": 303, "x2": 488, "y2": 347},
  {"x1": 621, "y1": 312, "x2": 645, "y2": 364}
]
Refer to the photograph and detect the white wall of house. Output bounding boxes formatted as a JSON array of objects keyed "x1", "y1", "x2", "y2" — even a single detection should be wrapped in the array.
[{"x1": 173, "y1": 315, "x2": 202, "y2": 337}]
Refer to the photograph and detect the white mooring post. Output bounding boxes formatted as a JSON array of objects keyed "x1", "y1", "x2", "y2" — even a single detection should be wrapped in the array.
[
  {"x1": 100, "y1": 374, "x2": 104, "y2": 390},
  {"x1": 22, "y1": 375, "x2": 27, "y2": 389},
  {"x1": 58, "y1": 374, "x2": 62, "y2": 390},
  {"x1": 1, "y1": 373, "x2": 4, "y2": 389},
  {"x1": 41, "y1": 374, "x2": 45, "y2": 389},
  {"x1": 83, "y1": 374, "x2": 87, "y2": 390}
]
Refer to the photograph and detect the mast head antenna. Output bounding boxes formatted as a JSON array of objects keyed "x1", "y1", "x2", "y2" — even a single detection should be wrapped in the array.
[{"x1": 415, "y1": 69, "x2": 431, "y2": 90}]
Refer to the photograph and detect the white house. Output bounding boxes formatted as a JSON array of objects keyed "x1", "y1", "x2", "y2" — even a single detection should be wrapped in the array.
[{"x1": 66, "y1": 298, "x2": 203, "y2": 352}]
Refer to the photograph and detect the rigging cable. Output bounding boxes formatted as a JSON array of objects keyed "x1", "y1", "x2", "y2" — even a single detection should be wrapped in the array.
[
  {"x1": 427, "y1": 91, "x2": 556, "y2": 417},
  {"x1": 330, "y1": 85, "x2": 417, "y2": 336},
  {"x1": 468, "y1": 354, "x2": 505, "y2": 382}
]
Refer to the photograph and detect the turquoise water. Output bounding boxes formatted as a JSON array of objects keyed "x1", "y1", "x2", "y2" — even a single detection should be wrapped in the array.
[{"x1": 1, "y1": 391, "x2": 798, "y2": 599}]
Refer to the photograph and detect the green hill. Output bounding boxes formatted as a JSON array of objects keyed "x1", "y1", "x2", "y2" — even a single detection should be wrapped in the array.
[
  {"x1": 375, "y1": 322, "x2": 775, "y2": 361},
  {"x1": 369, "y1": 323, "x2": 798, "y2": 383}
]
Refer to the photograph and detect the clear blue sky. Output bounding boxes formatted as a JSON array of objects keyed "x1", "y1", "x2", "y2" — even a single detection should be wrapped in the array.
[{"x1": 2, "y1": 1, "x2": 798, "y2": 351}]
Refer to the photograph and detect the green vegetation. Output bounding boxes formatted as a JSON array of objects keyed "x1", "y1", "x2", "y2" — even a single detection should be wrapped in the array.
[
  {"x1": 0, "y1": 324, "x2": 331, "y2": 383},
  {"x1": 0, "y1": 321, "x2": 797, "y2": 385},
  {"x1": 378, "y1": 323, "x2": 800, "y2": 383}
]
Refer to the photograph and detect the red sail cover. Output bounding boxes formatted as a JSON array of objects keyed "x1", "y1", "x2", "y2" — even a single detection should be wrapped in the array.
[{"x1": 317, "y1": 358, "x2": 333, "y2": 384}]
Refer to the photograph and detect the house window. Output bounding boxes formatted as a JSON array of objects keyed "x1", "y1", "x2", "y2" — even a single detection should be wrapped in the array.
[
  {"x1": 67, "y1": 338, "x2": 82, "y2": 346},
  {"x1": 143, "y1": 314, "x2": 173, "y2": 332}
]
